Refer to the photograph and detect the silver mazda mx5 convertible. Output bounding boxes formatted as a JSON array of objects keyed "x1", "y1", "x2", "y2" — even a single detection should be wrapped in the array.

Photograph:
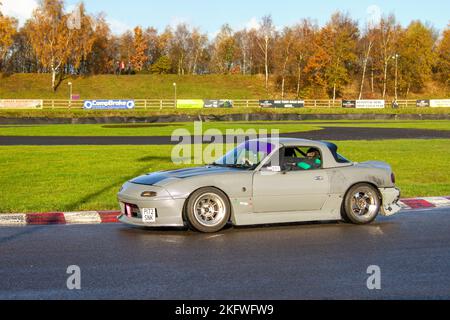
[{"x1": 117, "y1": 138, "x2": 401, "y2": 233}]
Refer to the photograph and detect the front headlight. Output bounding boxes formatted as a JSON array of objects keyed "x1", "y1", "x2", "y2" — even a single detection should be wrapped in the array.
[{"x1": 141, "y1": 191, "x2": 157, "y2": 198}]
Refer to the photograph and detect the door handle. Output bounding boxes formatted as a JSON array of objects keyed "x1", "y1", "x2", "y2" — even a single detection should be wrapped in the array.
[{"x1": 314, "y1": 176, "x2": 324, "y2": 181}]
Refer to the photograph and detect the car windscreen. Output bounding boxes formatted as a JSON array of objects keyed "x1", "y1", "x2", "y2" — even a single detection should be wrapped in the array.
[{"x1": 213, "y1": 141, "x2": 275, "y2": 169}]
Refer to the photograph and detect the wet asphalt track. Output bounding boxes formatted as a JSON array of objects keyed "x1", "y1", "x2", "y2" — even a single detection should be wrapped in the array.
[
  {"x1": 1, "y1": 208, "x2": 450, "y2": 300},
  {"x1": 1, "y1": 127, "x2": 450, "y2": 145}
]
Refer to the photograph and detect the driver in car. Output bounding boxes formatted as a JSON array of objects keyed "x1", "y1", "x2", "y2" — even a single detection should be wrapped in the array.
[{"x1": 296, "y1": 148, "x2": 322, "y2": 170}]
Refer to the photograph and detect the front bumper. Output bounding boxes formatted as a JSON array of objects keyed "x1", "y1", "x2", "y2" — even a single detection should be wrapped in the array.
[
  {"x1": 118, "y1": 213, "x2": 185, "y2": 228},
  {"x1": 379, "y1": 187, "x2": 402, "y2": 216},
  {"x1": 117, "y1": 182, "x2": 186, "y2": 227}
]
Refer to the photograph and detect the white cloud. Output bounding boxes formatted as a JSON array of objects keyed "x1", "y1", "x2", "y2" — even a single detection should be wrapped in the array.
[
  {"x1": 108, "y1": 18, "x2": 132, "y2": 35},
  {"x1": 169, "y1": 16, "x2": 191, "y2": 29},
  {"x1": 366, "y1": 4, "x2": 382, "y2": 28},
  {"x1": 1, "y1": 0, "x2": 38, "y2": 26},
  {"x1": 245, "y1": 17, "x2": 261, "y2": 31}
]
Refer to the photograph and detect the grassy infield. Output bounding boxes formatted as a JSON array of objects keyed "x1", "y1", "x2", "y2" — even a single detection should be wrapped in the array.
[{"x1": 1, "y1": 121, "x2": 450, "y2": 213}]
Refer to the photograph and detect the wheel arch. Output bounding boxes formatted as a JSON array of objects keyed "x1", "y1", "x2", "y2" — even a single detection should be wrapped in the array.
[
  {"x1": 182, "y1": 186, "x2": 234, "y2": 223},
  {"x1": 341, "y1": 181, "x2": 382, "y2": 218}
]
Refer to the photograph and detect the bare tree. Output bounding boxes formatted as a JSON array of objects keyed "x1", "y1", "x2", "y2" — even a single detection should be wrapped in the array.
[
  {"x1": 358, "y1": 28, "x2": 375, "y2": 99},
  {"x1": 377, "y1": 15, "x2": 399, "y2": 98},
  {"x1": 257, "y1": 16, "x2": 275, "y2": 91}
]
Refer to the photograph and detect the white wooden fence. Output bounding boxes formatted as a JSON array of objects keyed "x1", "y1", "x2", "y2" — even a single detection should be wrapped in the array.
[{"x1": 39, "y1": 99, "x2": 419, "y2": 109}]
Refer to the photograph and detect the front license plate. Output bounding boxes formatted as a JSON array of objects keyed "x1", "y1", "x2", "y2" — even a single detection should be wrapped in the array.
[{"x1": 142, "y1": 208, "x2": 156, "y2": 223}]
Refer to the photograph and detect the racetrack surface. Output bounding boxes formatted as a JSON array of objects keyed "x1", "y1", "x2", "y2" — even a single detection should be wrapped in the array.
[
  {"x1": 1, "y1": 208, "x2": 450, "y2": 299},
  {"x1": 1, "y1": 126, "x2": 450, "y2": 145}
]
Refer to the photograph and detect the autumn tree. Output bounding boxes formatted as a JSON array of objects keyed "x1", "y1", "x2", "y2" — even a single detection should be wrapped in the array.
[
  {"x1": 87, "y1": 14, "x2": 113, "y2": 74},
  {"x1": 371, "y1": 15, "x2": 401, "y2": 98},
  {"x1": 436, "y1": 25, "x2": 450, "y2": 87},
  {"x1": 234, "y1": 30, "x2": 251, "y2": 74},
  {"x1": 274, "y1": 27, "x2": 295, "y2": 98},
  {"x1": 118, "y1": 31, "x2": 134, "y2": 68},
  {"x1": 67, "y1": 3, "x2": 95, "y2": 74},
  {"x1": 0, "y1": 8, "x2": 18, "y2": 71},
  {"x1": 144, "y1": 27, "x2": 160, "y2": 66},
  {"x1": 27, "y1": 0, "x2": 95, "y2": 90},
  {"x1": 131, "y1": 26, "x2": 148, "y2": 71},
  {"x1": 151, "y1": 55, "x2": 171, "y2": 74},
  {"x1": 397, "y1": 21, "x2": 436, "y2": 96},
  {"x1": 291, "y1": 19, "x2": 317, "y2": 98},
  {"x1": 187, "y1": 28, "x2": 207, "y2": 74},
  {"x1": 211, "y1": 24, "x2": 236, "y2": 73},
  {"x1": 308, "y1": 12, "x2": 359, "y2": 100},
  {"x1": 358, "y1": 24, "x2": 376, "y2": 99},
  {"x1": 170, "y1": 23, "x2": 190, "y2": 75}
]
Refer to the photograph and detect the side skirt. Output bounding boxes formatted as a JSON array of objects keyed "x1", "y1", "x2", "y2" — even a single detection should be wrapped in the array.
[{"x1": 232, "y1": 195, "x2": 343, "y2": 226}]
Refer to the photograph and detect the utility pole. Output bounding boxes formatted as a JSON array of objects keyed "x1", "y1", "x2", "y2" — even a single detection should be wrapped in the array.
[
  {"x1": 173, "y1": 82, "x2": 177, "y2": 109},
  {"x1": 394, "y1": 54, "x2": 399, "y2": 100},
  {"x1": 68, "y1": 82, "x2": 73, "y2": 107}
]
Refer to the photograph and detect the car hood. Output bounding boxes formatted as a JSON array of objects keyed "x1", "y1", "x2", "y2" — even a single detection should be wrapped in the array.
[{"x1": 130, "y1": 166, "x2": 244, "y2": 186}]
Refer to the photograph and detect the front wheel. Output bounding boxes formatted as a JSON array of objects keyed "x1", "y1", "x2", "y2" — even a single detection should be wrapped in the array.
[
  {"x1": 342, "y1": 184, "x2": 381, "y2": 225},
  {"x1": 185, "y1": 187, "x2": 231, "y2": 233}
]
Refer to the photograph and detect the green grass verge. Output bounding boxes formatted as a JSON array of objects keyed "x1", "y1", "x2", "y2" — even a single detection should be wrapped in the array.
[
  {"x1": 0, "y1": 120, "x2": 449, "y2": 137},
  {"x1": 1, "y1": 107, "x2": 450, "y2": 118},
  {"x1": 0, "y1": 140, "x2": 449, "y2": 213},
  {"x1": 0, "y1": 122, "x2": 318, "y2": 136}
]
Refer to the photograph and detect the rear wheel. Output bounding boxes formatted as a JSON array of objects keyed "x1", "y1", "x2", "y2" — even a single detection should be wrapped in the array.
[
  {"x1": 185, "y1": 187, "x2": 231, "y2": 233},
  {"x1": 342, "y1": 184, "x2": 381, "y2": 225}
]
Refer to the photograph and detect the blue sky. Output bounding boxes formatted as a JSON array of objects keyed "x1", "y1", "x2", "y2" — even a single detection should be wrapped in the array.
[{"x1": 3, "y1": 0, "x2": 449, "y2": 35}]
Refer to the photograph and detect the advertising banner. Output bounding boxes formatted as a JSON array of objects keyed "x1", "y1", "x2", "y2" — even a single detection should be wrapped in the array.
[
  {"x1": 0, "y1": 99, "x2": 43, "y2": 109},
  {"x1": 259, "y1": 100, "x2": 305, "y2": 108},
  {"x1": 203, "y1": 100, "x2": 233, "y2": 108},
  {"x1": 416, "y1": 100, "x2": 431, "y2": 107},
  {"x1": 176, "y1": 99, "x2": 204, "y2": 109},
  {"x1": 355, "y1": 100, "x2": 385, "y2": 109},
  {"x1": 342, "y1": 100, "x2": 357, "y2": 108},
  {"x1": 429, "y1": 99, "x2": 450, "y2": 108},
  {"x1": 83, "y1": 100, "x2": 135, "y2": 110}
]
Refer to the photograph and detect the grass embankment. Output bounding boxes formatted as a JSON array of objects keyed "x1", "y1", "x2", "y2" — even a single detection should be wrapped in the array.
[
  {"x1": 1, "y1": 140, "x2": 449, "y2": 213},
  {"x1": 1, "y1": 73, "x2": 449, "y2": 100},
  {"x1": 0, "y1": 74, "x2": 268, "y2": 99},
  {"x1": 0, "y1": 120, "x2": 449, "y2": 136}
]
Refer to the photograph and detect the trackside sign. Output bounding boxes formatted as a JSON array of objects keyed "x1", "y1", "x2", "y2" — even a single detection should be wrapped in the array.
[
  {"x1": 259, "y1": 100, "x2": 305, "y2": 108},
  {"x1": 341, "y1": 100, "x2": 385, "y2": 109},
  {"x1": 355, "y1": 100, "x2": 385, "y2": 109},
  {"x1": 0, "y1": 99, "x2": 43, "y2": 109},
  {"x1": 429, "y1": 99, "x2": 450, "y2": 108},
  {"x1": 83, "y1": 100, "x2": 135, "y2": 110}
]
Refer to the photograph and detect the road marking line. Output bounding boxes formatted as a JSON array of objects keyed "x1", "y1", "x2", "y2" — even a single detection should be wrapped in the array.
[
  {"x1": 0, "y1": 214, "x2": 27, "y2": 226},
  {"x1": 64, "y1": 212, "x2": 102, "y2": 225}
]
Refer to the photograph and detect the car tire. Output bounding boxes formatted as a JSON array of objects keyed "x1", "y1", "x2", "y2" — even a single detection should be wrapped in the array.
[
  {"x1": 342, "y1": 183, "x2": 381, "y2": 225},
  {"x1": 185, "y1": 187, "x2": 231, "y2": 233}
]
